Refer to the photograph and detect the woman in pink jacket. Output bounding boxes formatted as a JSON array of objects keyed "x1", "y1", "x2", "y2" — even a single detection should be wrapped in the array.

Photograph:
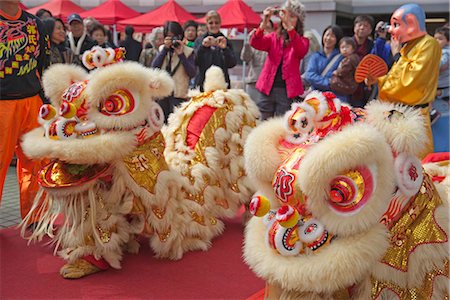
[{"x1": 250, "y1": 0, "x2": 309, "y2": 120}]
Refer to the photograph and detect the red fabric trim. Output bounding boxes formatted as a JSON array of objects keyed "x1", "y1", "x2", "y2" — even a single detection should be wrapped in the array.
[
  {"x1": 432, "y1": 176, "x2": 445, "y2": 183},
  {"x1": 246, "y1": 288, "x2": 265, "y2": 300},
  {"x1": 83, "y1": 255, "x2": 110, "y2": 270},
  {"x1": 422, "y1": 152, "x2": 450, "y2": 164},
  {"x1": 339, "y1": 105, "x2": 353, "y2": 127},
  {"x1": 186, "y1": 105, "x2": 217, "y2": 150}
]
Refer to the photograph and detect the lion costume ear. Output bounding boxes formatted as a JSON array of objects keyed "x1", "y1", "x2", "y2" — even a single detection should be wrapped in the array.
[
  {"x1": 365, "y1": 101, "x2": 427, "y2": 157},
  {"x1": 203, "y1": 66, "x2": 228, "y2": 92},
  {"x1": 42, "y1": 64, "x2": 89, "y2": 107},
  {"x1": 86, "y1": 61, "x2": 174, "y2": 107}
]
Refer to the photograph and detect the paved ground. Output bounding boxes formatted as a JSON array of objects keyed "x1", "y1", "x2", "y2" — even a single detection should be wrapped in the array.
[{"x1": 0, "y1": 167, "x2": 21, "y2": 229}]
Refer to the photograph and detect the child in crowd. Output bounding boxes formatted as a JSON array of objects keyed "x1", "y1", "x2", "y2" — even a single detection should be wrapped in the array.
[{"x1": 330, "y1": 37, "x2": 360, "y2": 104}]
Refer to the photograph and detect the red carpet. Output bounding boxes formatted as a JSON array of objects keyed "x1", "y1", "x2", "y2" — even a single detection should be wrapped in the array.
[{"x1": 0, "y1": 217, "x2": 264, "y2": 299}]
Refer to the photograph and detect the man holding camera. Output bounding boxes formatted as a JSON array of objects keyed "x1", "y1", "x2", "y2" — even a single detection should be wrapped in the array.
[
  {"x1": 152, "y1": 21, "x2": 196, "y2": 121},
  {"x1": 372, "y1": 21, "x2": 402, "y2": 68}
]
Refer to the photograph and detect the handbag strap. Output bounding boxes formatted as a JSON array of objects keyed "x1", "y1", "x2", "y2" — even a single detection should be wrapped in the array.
[{"x1": 321, "y1": 53, "x2": 342, "y2": 77}]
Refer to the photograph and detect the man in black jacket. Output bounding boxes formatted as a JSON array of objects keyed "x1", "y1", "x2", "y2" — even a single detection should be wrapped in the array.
[
  {"x1": 66, "y1": 13, "x2": 96, "y2": 67},
  {"x1": 0, "y1": 0, "x2": 49, "y2": 224},
  {"x1": 119, "y1": 25, "x2": 142, "y2": 62}
]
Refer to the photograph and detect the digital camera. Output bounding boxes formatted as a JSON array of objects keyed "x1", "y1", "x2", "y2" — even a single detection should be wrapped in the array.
[
  {"x1": 377, "y1": 22, "x2": 390, "y2": 33},
  {"x1": 172, "y1": 37, "x2": 181, "y2": 48}
]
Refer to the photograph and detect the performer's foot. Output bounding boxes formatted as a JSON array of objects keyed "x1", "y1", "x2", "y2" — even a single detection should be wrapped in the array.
[{"x1": 60, "y1": 259, "x2": 102, "y2": 279}]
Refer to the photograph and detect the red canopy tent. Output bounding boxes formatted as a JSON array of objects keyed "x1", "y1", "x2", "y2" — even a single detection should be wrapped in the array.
[
  {"x1": 117, "y1": 0, "x2": 196, "y2": 32},
  {"x1": 79, "y1": 0, "x2": 140, "y2": 26},
  {"x1": 196, "y1": 0, "x2": 261, "y2": 30},
  {"x1": 28, "y1": 0, "x2": 85, "y2": 22}
]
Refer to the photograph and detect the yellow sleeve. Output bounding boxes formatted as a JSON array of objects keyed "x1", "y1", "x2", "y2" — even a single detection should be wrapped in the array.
[{"x1": 379, "y1": 37, "x2": 441, "y2": 105}]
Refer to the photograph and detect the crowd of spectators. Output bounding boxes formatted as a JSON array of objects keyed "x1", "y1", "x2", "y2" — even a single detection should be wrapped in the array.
[
  {"x1": 16, "y1": 2, "x2": 450, "y2": 124},
  {"x1": 6, "y1": 1, "x2": 449, "y2": 125}
]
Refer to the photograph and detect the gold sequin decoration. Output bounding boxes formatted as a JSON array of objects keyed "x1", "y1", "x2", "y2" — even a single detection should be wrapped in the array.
[
  {"x1": 223, "y1": 144, "x2": 230, "y2": 155},
  {"x1": 157, "y1": 227, "x2": 171, "y2": 242},
  {"x1": 209, "y1": 217, "x2": 217, "y2": 225},
  {"x1": 187, "y1": 175, "x2": 195, "y2": 185},
  {"x1": 190, "y1": 211, "x2": 206, "y2": 225},
  {"x1": 215, "y1": 198, "x2": 229, "y2": 209},
  {"x1": 96, "y1": 225, "x2": 113, "y2": 243},
  {"x1": 230, "y1": 182, "x2": 240, "y2": 193},
  {"x1": 151, "y1": 206, "x2": 165, "y2": 219},
  {"x1": 381, "y1": 174, "x2": 447, "y2": 271},
  {"x1": 186, "y1": 191, "x2": 205, "y2": 205},
  {"x1": 123, "y1": 132, "x2": 168, "y2": 194},
  {"x1": 371, "y1": 260, "x2": 449, "y2": 299},
  {"x1": 237, "y1": 144, "x2": 243, "y2": 155},
  {"x1": 191, "y1": 91, "x2": 214, "y2": 103},
  {"x1": 97, "y1": 192, "x2": 106, "y2": 209},
  {"x1": 83, "y1": 209, "x2": 89, "y2": 221}
]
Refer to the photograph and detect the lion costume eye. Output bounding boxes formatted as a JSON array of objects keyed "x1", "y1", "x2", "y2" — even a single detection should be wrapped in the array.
[
  {"x1": 99, "y1": 89, "x2": 137, "y2": 116},
  {"x1": 328, "y1": 166, "x2": 375, "y2": 215}
]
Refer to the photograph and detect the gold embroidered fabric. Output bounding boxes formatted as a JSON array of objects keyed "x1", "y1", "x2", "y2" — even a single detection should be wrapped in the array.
[
  {"x1": 381, "y1": 174, "x2": 447, "y2": 271},
  {"x1": 39, "y1": 161, "x2": 109, "y2": 188},
  {"x1": 192, "y1": 104, "x2": 230, "y2": 166},
  {"x1": 123, "y1": 132, "x2": 168, "y2": 194},
  {"x1": 371, "y1": 260, "x2": 449, "y2": 299}
]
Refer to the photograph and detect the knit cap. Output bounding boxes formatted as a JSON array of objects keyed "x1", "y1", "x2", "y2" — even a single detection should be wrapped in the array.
[{"x1": 282, "y1": 0, "x2": 306, "y2": 22}]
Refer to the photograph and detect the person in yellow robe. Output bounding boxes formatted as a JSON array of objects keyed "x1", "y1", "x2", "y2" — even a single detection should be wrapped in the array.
[{"x1": 366, "y1": 3, "x2": 441, "y2": 157}]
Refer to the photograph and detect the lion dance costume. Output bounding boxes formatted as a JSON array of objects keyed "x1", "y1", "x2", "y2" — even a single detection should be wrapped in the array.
[
  {"x1": 243, "y1": 91, "x2": 448, "y2": 299},
  {"x1": 20, "y1": 47, "x2": 259, "y2": 279}
]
